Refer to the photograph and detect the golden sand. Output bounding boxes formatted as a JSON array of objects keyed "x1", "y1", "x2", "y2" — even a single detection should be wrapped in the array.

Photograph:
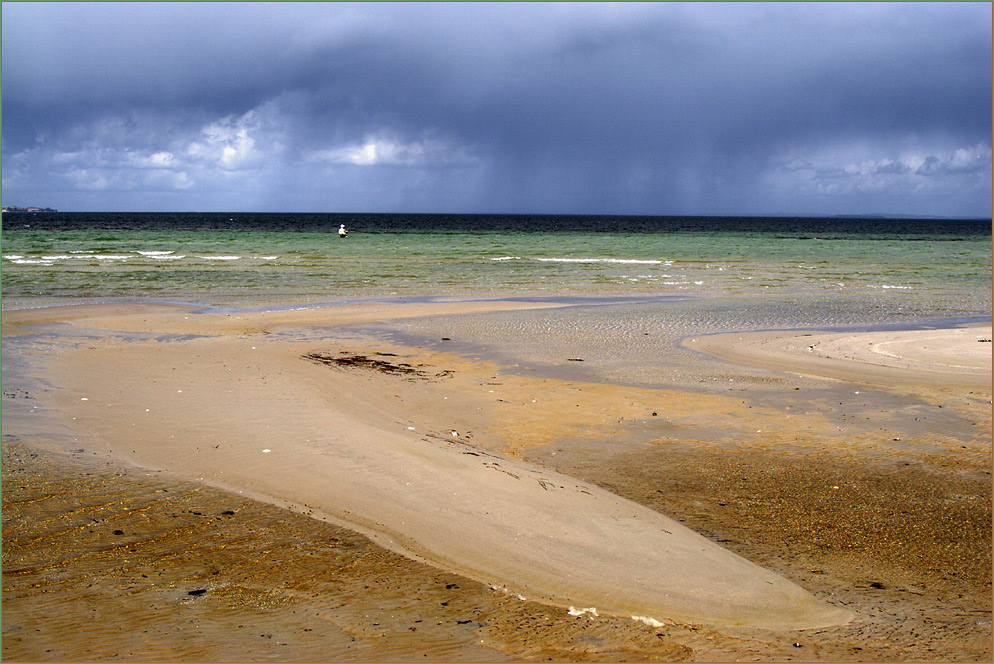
[{"x1": 2, "y1": 302, "x2": 990, "y2": 661}]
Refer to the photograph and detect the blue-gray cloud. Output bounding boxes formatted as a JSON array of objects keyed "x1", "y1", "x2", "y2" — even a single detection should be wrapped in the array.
[{"x1": 2, "y1": 2, "x2": 990, "y2": 216}]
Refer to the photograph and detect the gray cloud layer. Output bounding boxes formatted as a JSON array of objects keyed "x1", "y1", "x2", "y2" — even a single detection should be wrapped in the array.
[{"x1": 2, "y1": 2, "x2": 990, "y2": 215}]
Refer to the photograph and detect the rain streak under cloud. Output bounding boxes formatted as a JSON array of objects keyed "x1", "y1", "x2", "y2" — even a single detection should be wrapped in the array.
[{"x1": 1, "y1": 1, "x2": 990, "y2": 216}]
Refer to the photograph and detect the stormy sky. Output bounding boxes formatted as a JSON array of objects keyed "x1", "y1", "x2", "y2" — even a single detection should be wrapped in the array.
[{"x1": 2, "y1": 2, "x2": 990, "y2": 216}]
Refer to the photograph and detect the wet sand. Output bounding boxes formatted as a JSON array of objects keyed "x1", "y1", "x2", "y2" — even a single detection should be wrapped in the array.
[
  {"x1": 684, "y1": 326, "x2": 993, "y2": 388},
  {"x1": 2, "y1": 301, "x2": 991, "y2": 661}
]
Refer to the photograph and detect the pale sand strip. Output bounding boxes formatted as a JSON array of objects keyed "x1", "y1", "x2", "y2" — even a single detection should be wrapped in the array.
[
  {"x1": 17, "y1": 302, "x2": 852, "y2": 630},
  {"x1": 685, "y1": 325, "x2": 992, "y2": 388}
]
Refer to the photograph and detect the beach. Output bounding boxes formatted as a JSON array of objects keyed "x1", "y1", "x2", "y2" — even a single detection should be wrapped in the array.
[
  {"x1": 2, "y1": 298, "x2": 990, "y2": 662},
  {"x1": 4, "y1": 0, "x2": 992, "y2": 652}
]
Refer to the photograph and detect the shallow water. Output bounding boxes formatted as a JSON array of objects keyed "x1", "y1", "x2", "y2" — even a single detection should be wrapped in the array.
[
  {"x1": 337, "y1": 293, "x2": 990, "y2": 391},
  {"x1": 2, "y1": 214, "x2": 990, "y2": 314}
]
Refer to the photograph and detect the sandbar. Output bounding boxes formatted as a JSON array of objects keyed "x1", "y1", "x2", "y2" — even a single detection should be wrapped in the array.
[
  {"x1": 5, "y1": 301, "x2": 849, "y2": 629},
  {"x1": 3, "y1": 300, "x2": 990, "y2": 661},
  {"x1": 685, "y1": 324, "x2": 992, "y2": 388}
]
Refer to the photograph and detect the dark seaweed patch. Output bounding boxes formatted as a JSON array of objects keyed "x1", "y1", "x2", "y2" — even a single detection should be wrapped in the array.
[{"x1": 303, "y1": 352, "x2": 427, "y2": 377}]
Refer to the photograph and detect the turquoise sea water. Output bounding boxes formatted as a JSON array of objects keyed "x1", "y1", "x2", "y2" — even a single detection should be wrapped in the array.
[{"x1": 2, "y1": 217, "x2": 990, "y2": 319}]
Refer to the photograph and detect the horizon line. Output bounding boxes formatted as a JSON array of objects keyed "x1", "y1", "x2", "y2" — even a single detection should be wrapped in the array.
[{"x1": 2, "y1": 209, "x2": 989, "y2": 221}]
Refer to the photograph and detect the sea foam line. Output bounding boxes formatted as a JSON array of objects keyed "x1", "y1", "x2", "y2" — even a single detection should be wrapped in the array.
[
  {"x1": 534, "y1": 257, "x2": 665, "y2": 265},
  {"x1": 26, "y1": 254, "x2": 133, "y2": 262},
  {"x1": 7, "y1": 258, "x2": 55, "y2": 265}
]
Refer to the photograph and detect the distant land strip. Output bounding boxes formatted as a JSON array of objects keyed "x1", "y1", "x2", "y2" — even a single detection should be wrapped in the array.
[{"x1": 2, "y1": 206, "x2": 58, "y2": 212}]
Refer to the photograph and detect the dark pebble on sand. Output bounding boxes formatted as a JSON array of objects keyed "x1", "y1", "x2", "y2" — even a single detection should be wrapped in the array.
[
  {"x1": 187, "y1": 588, "x2": 208, "y2": 596},
  {"x1": 112, "y1": 529, "x2": 125, "y2": 535}
]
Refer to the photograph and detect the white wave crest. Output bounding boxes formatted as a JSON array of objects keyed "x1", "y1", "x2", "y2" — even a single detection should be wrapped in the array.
[
  {"x1": 9, "y1": 258, "x2": 54, "y2": 265},
  {"x1": 535, "y1": 257, "x2": 664, "y2": 265}
]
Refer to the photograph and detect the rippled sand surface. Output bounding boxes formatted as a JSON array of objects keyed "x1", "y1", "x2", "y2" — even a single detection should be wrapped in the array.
[
  {"x1": 7, "y1": 437, "x2": 988, "y2": 663},
  {"x1": 2, "y1": 297, "x2": 991, "y2": 662},
  {"x1": 3, "y1": 441, "x2": 691, "y2": 663}
]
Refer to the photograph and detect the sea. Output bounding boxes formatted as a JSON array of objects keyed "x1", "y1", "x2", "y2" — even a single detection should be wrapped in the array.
[{"x1": 2, "y1": 212, "x2": 990, "y2": 308}]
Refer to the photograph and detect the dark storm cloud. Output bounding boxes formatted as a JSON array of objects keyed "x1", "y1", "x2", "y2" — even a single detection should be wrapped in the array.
[{"x1": 2, "y1": 2, "x2": 990, "y2": 215}]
